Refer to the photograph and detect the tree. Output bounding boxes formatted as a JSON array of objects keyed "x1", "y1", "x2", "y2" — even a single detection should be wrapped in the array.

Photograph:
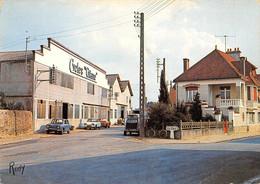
[
  {"x1": 158, "y1": 69, "x2": 170, "y2": 105},
  {"x1": 147, "y1": 102, "x2": 174, "y2": 130},
  {"x1": 173, "y1": 101, "x2": 191, "y2": 123},
  {"x1": 189, "y1": 93, "x2": 202, "y2": 121}
]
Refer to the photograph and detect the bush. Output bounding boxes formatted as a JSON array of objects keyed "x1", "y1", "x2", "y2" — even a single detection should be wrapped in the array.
[
  {"x1": 202, "y1": 114, "x2": 216, "y2": 121},
  {"x1": 0, "y1": 91, "x2": 25, "y2": 110}
]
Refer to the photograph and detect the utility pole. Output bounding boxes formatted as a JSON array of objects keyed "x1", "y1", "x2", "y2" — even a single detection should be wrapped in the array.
[
  {"x1": 134, "y1": 12, "x2": 145, "y2": 137},
  {"x1": 25, "y1": 37, "x2": 30, "y2": 73},
  {"x1": 156, "y1": 58, "x2": 166, "y2": 83},
  {"x1": 215, "y1": 35, "x2": 236, "y2": 52}
]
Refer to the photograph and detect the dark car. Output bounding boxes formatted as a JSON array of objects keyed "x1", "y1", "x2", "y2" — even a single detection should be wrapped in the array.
[
  {"x1": 46, "y1": 119, "x2": 71, "y2": 134},
  {"x1": 124, "y1": 114, "x2": 140, "y2": 136}
]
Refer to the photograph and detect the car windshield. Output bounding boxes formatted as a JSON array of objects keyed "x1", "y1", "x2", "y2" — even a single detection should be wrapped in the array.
[
  {"x1": 51, "y1": 119, "x2": 63, "y2": 124},
  {"x1": 127, "y1": 119, "x2": 138, "y2": 123},
  {"x1": 87, "y1": 119, "x2": 96, "y2": 122}
]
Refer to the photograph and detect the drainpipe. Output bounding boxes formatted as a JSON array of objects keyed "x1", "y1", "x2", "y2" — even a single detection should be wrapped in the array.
[{"x1": 13, "y1": 110, "x2": 17, "y2": 136}]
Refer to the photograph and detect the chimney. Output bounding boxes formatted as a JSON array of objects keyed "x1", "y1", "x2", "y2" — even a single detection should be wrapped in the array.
[
  {"x1": 226, "y1": 47, "x2": 241, "y2": 61},
  {"x1": 183, "y1": 58, "x2": 189, "y2": 72},
  {"x1": 240, "y1": 57, "x2": 245, "y2": 76}
]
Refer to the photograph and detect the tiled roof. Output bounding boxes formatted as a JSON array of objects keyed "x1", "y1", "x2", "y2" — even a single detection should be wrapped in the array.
[
  {"x1": 231, "y1": 60, "x2": 257, "y2": 76},
  {"x1": 106, "y1": 74, "x2": 123, "y2": 91},
  {"x1": 0, "y1": 51, "x2": 34, "y2": 61},
  {"x1": 121, "y1": 80, "x2": 133, "y2": 96},
  {"x1": 173, "y1": 49, "x2": 243, "y2": 82}
]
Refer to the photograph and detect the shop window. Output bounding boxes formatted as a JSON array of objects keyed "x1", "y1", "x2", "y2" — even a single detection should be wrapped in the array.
[
  {"x1": 49, "y1": 101, "x2": 56, "y2": 119},
  {"x1": 74, "y1": 105, "x2": 80, "y2": 119},
  {"x1": 68, "y1": 104, "x2": 73, "y2": 119},
  {"x1": 55, "y1": 102, "x2": 62, "y2": 119},
  {"x1": 110, "y1": 109, "x2": 113, "y2": 119},
  {"x1": 84, "y1": 106, "x2": 89, "y2": 119},
  {"x1": 90, "y1": 106, "x2": 95, "y2": 118},
  {"x1": 37, "y1": 100, "x2": 46, "y2": 119},
  {"x1": 186, "y1": 87, "x2": 198, "y2": 101},
  {"x1": 102, "y1": 88, "x2": 107, "y2": 98},
  {"x1": 114, "y1": 109, "x2": 117, "y2": 119},
  {"x1": 248, "y1": 112, "x2": 254, "y2": 123},
  {"x1": 247, "y1": 86, "x2": 251, "y2": 100},
  {"x1": 220, "y1": 86, "x2": 230, "y2": 99},
  {"x1": 253, "y1": 87, "x2": 257, "y2": 101},
  {"x1": 87, "y1": 83, "x2": 95, "y2": 95}
]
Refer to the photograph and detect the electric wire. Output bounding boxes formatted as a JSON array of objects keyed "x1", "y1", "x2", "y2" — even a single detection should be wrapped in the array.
[
  {"x1": 142, "y1": 0, "x2": 165, "y2": 15},
  {"x1": 146, "y1": 0, "x2": 175, "y2": 20}
]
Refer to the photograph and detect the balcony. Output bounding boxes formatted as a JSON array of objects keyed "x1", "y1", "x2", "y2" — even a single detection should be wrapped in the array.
[
  {"x1": 219, "y1": 99, "x2": 243, "y2": 107},
  {"x1": 246, "y1": 100, "x2": 259, "y2": 110}
]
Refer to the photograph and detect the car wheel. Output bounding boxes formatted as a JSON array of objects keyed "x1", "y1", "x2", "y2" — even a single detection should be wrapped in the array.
[
  {"x1": 67, "y1": 130, "x2": 70, "y2": 134},
  {"x1": 137, "y1": 131, "x2": 140, "y2": 136},
  {"x1": 46, "y1": 130, "x2": 50, "y2": 134},
  {"x1": 108, "y1": 125, "x2": 110, "y2": 128},
  {"x1": 94, "y1": 126, "x2": 97, "y2": 130},
  {"x1": 60, "y1": 129, "x2": 64, "y2": 135},
  {"x1": 124, "y1": 131, "x2": 127, "y2": 136}
]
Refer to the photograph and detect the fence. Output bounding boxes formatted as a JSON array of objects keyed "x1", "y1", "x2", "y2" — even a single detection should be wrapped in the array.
[
  {"x1": 181, "y1": 121, "x2": 233, "y2": 130},
  {"x1": 180, "y1": 121, "x2": 233, "y2": 139}
]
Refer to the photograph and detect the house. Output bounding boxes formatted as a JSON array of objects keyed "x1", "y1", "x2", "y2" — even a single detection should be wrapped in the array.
[
  {"x1": 106, "y1": 74, "x2": 133, "y2": 125},
  {"x1": 173, "y1": 46, "x2": 260, "y2": 132}
]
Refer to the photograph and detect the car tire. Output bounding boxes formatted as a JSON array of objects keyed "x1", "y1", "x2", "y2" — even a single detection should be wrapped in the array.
[
  {"x1": 137, "y1": 131, "x2": 140, "y2": 136},
  {"x1": 67, "y1": 130, "x2": 70, "y2": 134},
  {"x1": 94, "y1": 126, "x2": 97, "y2": 130},
  {"x1": 124, "y1": 131, "x2": 127, "y2": 136},
  {"x1": 46, "y1": 130, "x2": 50, "y2": 134},
  {"x1": 108, "y1": 125, "x2": 110, "y2": 128},
  {"x1": 61, "y1": 129, "x2": 64, "y2": 135}
]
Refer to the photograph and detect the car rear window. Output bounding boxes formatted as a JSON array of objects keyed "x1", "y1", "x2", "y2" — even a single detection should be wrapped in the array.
[{"x1": 127, "y1": 119, "x2": 138, "y2": 123}]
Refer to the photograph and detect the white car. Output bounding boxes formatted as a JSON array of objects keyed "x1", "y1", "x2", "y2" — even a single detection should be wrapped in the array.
[{"x1": 84, "y1": 119, "x2": 102, "y2": 130}]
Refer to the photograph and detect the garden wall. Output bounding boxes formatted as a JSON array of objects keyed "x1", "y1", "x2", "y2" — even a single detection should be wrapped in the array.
[{"x1": 0, "y1": 109, "x2": 33, "y2": 138}]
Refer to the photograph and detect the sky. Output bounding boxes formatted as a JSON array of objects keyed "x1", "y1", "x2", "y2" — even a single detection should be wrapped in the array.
[{"x1": 0, "y1": 0, "x2": 259, "y2": 108}]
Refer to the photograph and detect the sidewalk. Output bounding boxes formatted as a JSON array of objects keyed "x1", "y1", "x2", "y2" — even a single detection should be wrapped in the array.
[{"x1": 131, "y1": 131, "x2": 260, "y2": 144}]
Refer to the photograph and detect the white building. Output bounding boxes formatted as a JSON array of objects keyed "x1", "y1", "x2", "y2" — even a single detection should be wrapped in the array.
[
  {"x1": 0, "y1": 38, "x2": 110, "y2": 132},
  {"x1": 106, "y1": 74, "x2": 133, "y2": 125}
]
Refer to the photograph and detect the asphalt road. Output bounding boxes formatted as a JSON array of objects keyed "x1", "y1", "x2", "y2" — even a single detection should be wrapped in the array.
[{"x1": 0, "y1": 127, "x2": 259, "y2": 184}]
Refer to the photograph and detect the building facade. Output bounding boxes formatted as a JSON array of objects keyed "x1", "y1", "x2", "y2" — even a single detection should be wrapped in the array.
[
  {"x1": 106, "y1": 74, "x2": 133, "y2": 125},
  {"x1": 173, "y1": 47, "x2": 260, "y2": 131},
  {"x1": 0, "y1": 38, "x2": 110, "y2": 132}
]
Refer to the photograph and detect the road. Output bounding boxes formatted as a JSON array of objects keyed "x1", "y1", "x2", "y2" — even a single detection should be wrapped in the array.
[{"x1": 0, "y1": 127, "x2": 259, "y2": 184}]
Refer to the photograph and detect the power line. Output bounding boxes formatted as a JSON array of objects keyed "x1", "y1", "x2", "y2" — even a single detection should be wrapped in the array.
[
  {"x1": 143, "y1": 0, "x2": 165, "y2": 15},
  {"x1": 146, "y1": 0, "x2": 176, "y2": 20}
]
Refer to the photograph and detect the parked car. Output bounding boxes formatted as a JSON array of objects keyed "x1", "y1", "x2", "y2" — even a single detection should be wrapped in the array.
[
  {"x1": 84, "y1": 119, "x2": 102, "y2": 130},
  {"x1": 98, "y1": 119, "x2": 110, "y2": 128},
  {"x1": 46, "y1": 119, "x2": 71, "y2": 134}
]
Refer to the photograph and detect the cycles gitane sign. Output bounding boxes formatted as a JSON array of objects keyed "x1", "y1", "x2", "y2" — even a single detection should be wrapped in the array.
[{"x1": 69, "y1": 58, "x2": 98, "y2": 82}]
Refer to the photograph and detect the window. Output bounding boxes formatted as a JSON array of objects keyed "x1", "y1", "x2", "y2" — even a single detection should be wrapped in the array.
[
  {"x1": 68, "y1": 104, "x2": 73, "y2": 119},
  {"x1": 74, "y1": 105, "x2": 80, "y2": 119},
  {"x1": 37, "y1": 100, "x2": 46, "y2": 119},
  {"x1": 126, "y1": 96, "x2": 128, "y2": 103},
  {"x1": 114, "y1": 109, "x2": 117, "y2": 119},
  {"x1": 186, "y1": 87, "x2": 198, "y2": 101},
  {"x1": 247, "y1": 86, "x2": 251, "y2": 100},
  {"x1": 90, "y1": 106, "x2": 95, "y2": 118},
  {"x1": 102, "y1": 88, "x2": 108, "y2": 98},
  {"x1": 258, "y1": 112, "x2": 260, "y2": 123},
  {"x1": 84, "y1": 106, "x2": 89, "y2": 119},
  {"x1": 248, "y1": 112, "x2": 254, "y2": 123},
  {"x1": 87, "y1": 83, "x2": 95, "y2": 95},
  {"x1": 49, "y1": 101, "x2": 56, "y2": 119},
  {"x1": 220, "y1": 86, "x2": 230, "y2": 99},
  {"x1": 55, "y1": 102, "x2": 62, "y2": 119},
  {"x1": 55, "y1": 71, "x2": 74, "y2": 89},
  {"x1": 110, "y1": 109, "x2": 113, "y2": 119},
  {"x1": 253, "y1": 87, "x2": 257, "y2": 101}
]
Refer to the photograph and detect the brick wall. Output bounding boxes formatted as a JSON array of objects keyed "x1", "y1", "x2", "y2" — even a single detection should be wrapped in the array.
[{"x1": 0, "y1": 110, "x2": 33, "y2": 138}]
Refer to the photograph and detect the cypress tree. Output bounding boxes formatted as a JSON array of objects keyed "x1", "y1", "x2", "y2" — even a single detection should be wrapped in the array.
[{"x1": 158, "y1": 69, "x2": 170, "y2": 104}]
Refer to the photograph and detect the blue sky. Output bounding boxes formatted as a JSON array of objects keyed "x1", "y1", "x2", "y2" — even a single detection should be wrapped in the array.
[{"x1": 0, "y1": 0, "x2": 259, "y2": 108}]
